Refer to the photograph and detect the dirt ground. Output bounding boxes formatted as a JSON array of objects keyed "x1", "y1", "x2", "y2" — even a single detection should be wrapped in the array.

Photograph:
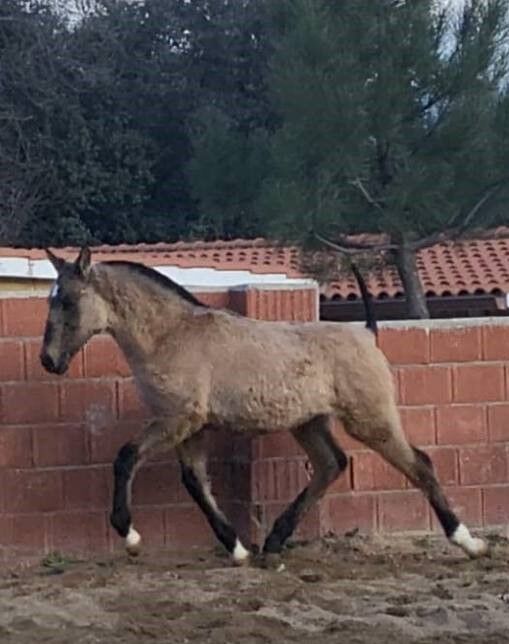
[{"x1": 2, "y1": 532, "x2": 509, "y2": 644}]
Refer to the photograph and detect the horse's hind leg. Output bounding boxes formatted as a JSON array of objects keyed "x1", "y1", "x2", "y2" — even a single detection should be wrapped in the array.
[
  {"x1": 263, "y1": 415, "x2": 347, "y2": 554},
  {"x1": 177, "y1": 431, "x2": 250, "y2": 566},
  {"x1": 344, "y1": 416, "x2": 488, "y2": 559}
]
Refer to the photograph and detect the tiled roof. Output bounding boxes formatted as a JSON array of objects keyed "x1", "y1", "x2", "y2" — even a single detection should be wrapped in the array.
[{"x1": 2, "y1": 235, "x2": 508, "y2": 300}]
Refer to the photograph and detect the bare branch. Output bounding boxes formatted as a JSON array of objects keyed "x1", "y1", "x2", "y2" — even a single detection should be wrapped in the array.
[
  {"x1": 350, "y1": 178, "x2": 385, "y2": 214},
  {"x1": 412, "y1": 181, "x2": 508, "y2": 250},
  {"x1": 313, "y1": 230, "x2": 397, "y2": 255}
]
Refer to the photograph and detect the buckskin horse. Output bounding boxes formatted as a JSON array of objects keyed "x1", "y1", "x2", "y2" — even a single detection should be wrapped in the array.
[{"x1": 39, "y1": 248, "x2": 487, "y2": 564}]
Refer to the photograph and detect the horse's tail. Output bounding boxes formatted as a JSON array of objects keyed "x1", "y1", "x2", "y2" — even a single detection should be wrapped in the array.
[{"x1": 350, "y1": 260, "x2": 378, "y2": 337}]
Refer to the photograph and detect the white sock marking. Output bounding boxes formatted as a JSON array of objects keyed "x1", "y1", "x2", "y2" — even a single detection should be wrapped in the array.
[
  {"x1": 450, "y1": 523, "x2": 487, "y2": 558},
  {"x1": 125, "y1": 526, "x2": 141, "y2": 555},
  {"x1": 232, "y1": 539, "x2": 250, "y2": 564}
]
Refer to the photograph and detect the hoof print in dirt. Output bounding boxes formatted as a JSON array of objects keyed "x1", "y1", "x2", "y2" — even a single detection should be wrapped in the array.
[
  {"x1": 257, "y1": 552, "x2": 285, "y2": 571},
  {"x1": 299, "y1": 570, "x2": 323, "y2": 583}
]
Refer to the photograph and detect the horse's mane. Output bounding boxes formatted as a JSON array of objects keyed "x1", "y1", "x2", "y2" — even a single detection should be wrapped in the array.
[{"x1": 102, "y1": 261, "x2": 207, "y2": 308}]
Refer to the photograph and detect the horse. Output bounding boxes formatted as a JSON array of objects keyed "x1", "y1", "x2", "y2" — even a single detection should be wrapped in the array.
[{"x1": 40, "y1": 247, "x2": 487, "y2": 565}]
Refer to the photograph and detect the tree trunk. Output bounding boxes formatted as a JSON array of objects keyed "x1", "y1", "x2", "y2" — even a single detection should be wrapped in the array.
[{"x1": 393, "y1": 241, "x2": 430, "y2": 319}]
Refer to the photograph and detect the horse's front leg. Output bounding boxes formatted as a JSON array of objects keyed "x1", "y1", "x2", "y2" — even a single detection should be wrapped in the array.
[{"x1": 110, "y1": 414, "x2": 201, "y2": 556}]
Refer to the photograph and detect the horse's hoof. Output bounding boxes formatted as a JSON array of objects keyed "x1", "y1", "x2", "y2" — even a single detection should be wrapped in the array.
[
  {"x1": 125, "y1": 527, "x2": 142, "y2": 557},
  {"x1": 450, "y1": 524, "x2": 488, "y2": 559},
  {"x1": 259, "y1": 551, "x2": 284, "y2": 570},
  {"x1": 466, "y1": 537, "x2": 489, "y2": 559},
  {"x1": 232, "y1": 540, "x2": 251, "y2": 566}
]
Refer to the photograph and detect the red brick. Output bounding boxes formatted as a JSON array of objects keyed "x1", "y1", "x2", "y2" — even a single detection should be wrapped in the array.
[
  {"x1": 0, "y1": 426, "x2": 32, "y2": 467},
  {"x1": 33, "y1": 424, "x2": 88, "y2": 466},
  {"x1": 194, "y1": 291, "x2": 230, "y2": 308},
  {"x1": 430, "y1": 327, "x2": 482, "y2": 363},
  {"x1": 431, "y1": 486, "x2": 483, "y2": 531},
  {"x1": 0, "y1": 340, "x2": 24, "y2": 381},
  {"x1": 321, "y1": 493, "x2": 376, "y2": 534},
  {"x1": 251, "y1": 459, "x2": 309, "y2": 502},
  {"x1": 84, "y1": 336, "x2": 130, "y2": 378},
  {"x1": 49, "y1": 511, "x2": 108, "y2": 553},
  {"x1": 328, "y1": 465, "x2": 352, "y2": 494},
  {"x1": 483, "y1": 486, "x2": 509, "y2": 525},
  {"x1": 257, "y1": 432, "x2": 304, "y2": 459},
  {"x1": 331, "y1": 420, "x2": 364, "y2": 452},
  {"x1": 488, "y1": 404, "x2": 509, "y2": 442},
  {"x1": 459, "y1": 445, "x2": 508, "y2": 485},
  {"x1": 379, "y1": 327, "x2": 429, "y2": 365},
  {"x1": 1, "y1": 382, "x2": 59, "y2": 424},
  {"x1": 453, "y1": 364, "x2": 505, "y2": 403},
  {"x1": 60, "y1": 380, "x2": 116, "y2": 424},
  {"x1": 3, "y1": 469, "x2": 64, "y2": 513},
  {"x1": 118, "y1": 379, "x2": 148, "y2": 419},
  {"x1": 25, "y1": 339, "x2": 83, "y2": 380},
  {"x1": 0, "y1": 514, "x2": 49, "y2": 551},
  {"x1": 426, "y1": 447, "x2": 458, "y2": 486},
  {"x1": 259, "y1": 501, "x2": 320, "y2": 542},
  {"x1": 165, "y1": 505, "x2": 217, "y2": 549},
  {"x1": 378, "y1": 491, "x2": 430, "y2": 532},
  {"x1": 436, "y1": 405, "x2": 487, "y2": 445},
  {"x1": 90, "y1": 420, "x2": 139, "y2": 463},
  {"x1": 245, "y1": 289, "x2": 316, "y2": 322},
  {"x1": 399, "y1": 366, "x2": 452, "y2": 405},
  {"x1": 483, "y1": 326, "x2": 509, "y2": 361},
  {"x1": 132, "y1": 462, "x2": 184, "y2": 506},
  {"x1": 2, "y1": 298, "x2": 47, "y2": 337},
  {"x1": 63, "y1": 467, "x2": 110, "y2": 510},
  {"x1": 352, "y1": 452, "x2": 406, "y2": 491},
  {"x1": 399, "y1": 406, "x2": 435, "y2": 446}
]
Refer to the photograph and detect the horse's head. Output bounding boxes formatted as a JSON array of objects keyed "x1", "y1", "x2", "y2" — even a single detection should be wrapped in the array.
[{"x1": 40, "y1": 247, "x2": 108, "y2": 375}]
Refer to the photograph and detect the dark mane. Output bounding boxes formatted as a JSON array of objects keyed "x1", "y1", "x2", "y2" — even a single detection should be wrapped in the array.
[{"x1": 102, "y1": 261, "x2": 207, "y2": 308}]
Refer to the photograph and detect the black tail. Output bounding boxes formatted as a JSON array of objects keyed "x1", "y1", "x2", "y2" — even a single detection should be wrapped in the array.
[{"x1": 350, "y1": 261, "x2": 377, "y2": 336}]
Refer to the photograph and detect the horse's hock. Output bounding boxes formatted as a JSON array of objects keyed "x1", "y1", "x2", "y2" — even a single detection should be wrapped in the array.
[{"x1": 1, "y1": 286, "x2": 509, "y2": 559}]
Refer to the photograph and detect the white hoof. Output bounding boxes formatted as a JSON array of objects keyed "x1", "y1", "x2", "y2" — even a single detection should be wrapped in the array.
[
  {"x1": 450, "y1": 523, "x2": 488, "y2": 559},
  {"x1": 232, "y1": 540, "x2": 250, "y2": 566},
  {"x1": 125, "y1": 526, "x2": 142, "y2": 556}
]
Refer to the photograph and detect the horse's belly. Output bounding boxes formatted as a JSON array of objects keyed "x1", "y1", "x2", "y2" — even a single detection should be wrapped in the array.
[{"x1": 210, "y1": 379, "x2": 333, "y2": 431}]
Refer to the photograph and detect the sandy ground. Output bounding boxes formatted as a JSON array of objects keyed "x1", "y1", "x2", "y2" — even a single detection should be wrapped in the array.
[{"x1": 2, "y1": 532, "x2": 509, "y2": 644}]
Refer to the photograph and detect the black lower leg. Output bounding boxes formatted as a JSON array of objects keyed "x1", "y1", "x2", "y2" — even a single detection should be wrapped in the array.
[
  {"x1": 412, "y1": 446, "x2": 459, "y2": 538},
  {"x1": 110, "y1": 442, "x2": 139, "y2": 538},
  {"x1": 263, "y1": 488, "x2": 308, "y2": 554},
  {"x1": 180, "y1": 462, "x2": 239, "y2": 554}
]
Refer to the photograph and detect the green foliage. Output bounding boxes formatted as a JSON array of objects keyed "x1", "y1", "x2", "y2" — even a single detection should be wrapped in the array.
[
  {"x1": 260, "y1": 0, "x2": 509, "y2": 245},
  {"x1": 0, "y1": 0, "x2": 274, "y2": 246},
  {"x1": 187, "y1": 109, "x2": 270, "y2": 238}
]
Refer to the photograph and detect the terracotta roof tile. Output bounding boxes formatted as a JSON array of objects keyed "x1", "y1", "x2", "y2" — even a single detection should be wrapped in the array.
[{"x1": 2, "y1": 235, "x2": 508, "y2": 300}]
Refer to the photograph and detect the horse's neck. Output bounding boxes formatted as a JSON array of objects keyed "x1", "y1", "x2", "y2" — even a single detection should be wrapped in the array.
[{"x1": 95, "y1": 264, "x2": 189, "y2": 359}]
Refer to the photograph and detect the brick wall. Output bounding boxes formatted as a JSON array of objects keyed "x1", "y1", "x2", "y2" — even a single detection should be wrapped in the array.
[
  {"x1": 249, "y1": 321, "x2": 509, "y2": 544},
  {"x1": 0, "y1": 286, "x2": 317, "y2": 561},
  {"x1": 1, "y1": 289, "x2": 509, "y2": 561}
]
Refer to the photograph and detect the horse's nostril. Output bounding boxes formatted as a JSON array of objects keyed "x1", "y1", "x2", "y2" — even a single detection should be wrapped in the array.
[{"x1": 40, "y1": 352, "x2": 55, "y2": 373}]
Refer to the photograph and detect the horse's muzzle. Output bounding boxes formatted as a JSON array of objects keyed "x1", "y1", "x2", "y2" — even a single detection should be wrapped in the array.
[{"x1": 40, "y1": 351, "x2": 68, "y2": 375}]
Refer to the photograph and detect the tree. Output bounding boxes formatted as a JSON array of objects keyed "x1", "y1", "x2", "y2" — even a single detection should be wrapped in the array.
[
  {"x1": 259, "y1": 0, "x2": 509, "y2": 317},
  {"x1": 0, "y1": 0, "x2": 156, "y2": 246}
]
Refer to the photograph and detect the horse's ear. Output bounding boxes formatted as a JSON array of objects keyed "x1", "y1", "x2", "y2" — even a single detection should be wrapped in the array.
[
  {"x1": 75, "y1": 247, "x2": 92, "y2": 278},
  {"x1": 46, "y1": 248, "x2": 65, "y2": 273}
]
